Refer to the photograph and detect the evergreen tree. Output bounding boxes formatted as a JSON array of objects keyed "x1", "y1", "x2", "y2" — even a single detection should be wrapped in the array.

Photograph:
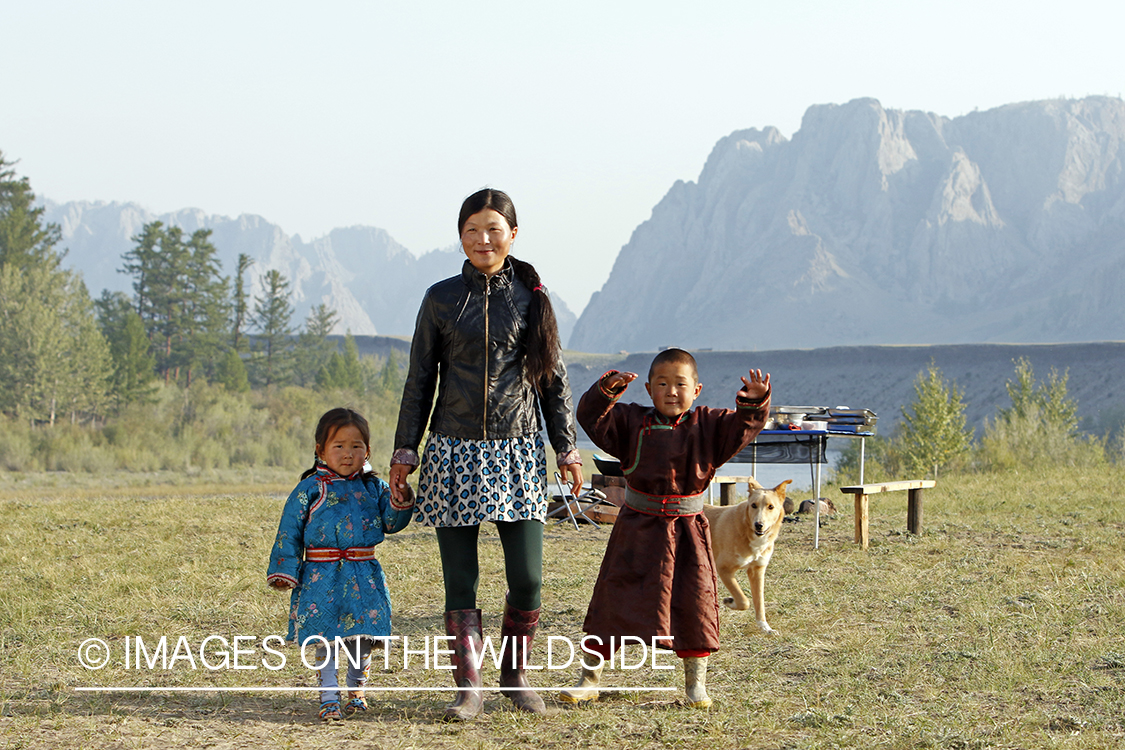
[
  {"x1": 314, "y1": 333, "x2": 362, "y2": 392},
  {"x1": 216, "y1": 348, "x2": 250, "y2": 393},
  {"x1": 0, "y1": 153, "x2": 111, "y2": 424},
  {"x1": 0, "y1": 151, "x2": 62, "y2": 270},
  {"x1": 316, "y1": 351, "x2": 348, "y2": 390},
  {"x1": 182, "y1": 229, "x2": 231, "y2": 384},
  {"x1": 96, "y1": 291, "x2": 156, "y2": 409},
  {"x1": 251, "y1": 269, "x2": 294, "y2": 387},
  {"x1": 0, "y1": 261, "x2": 111, "y2": 424},
  {"x1": 379, "y1": 348, "x2": 404, "y2": 395},
  {"x1": 231, "y1": 253, "x2": 253, "y2": 353},
  {"x1": 122, "y1": 222, "x2": 188, "y2": 382},
  {"x1": 121, "y1": 222, "x2": 230, "y2": 385},
  {"x1": 294, "y1": 303, "x2": 339, "y2": 386},
  {"x1": 340, "y1": 332, "x2": 363, "y2": 392},
  {"x1": 897, "y1": 362, "x2": 972, "y2": 479}
]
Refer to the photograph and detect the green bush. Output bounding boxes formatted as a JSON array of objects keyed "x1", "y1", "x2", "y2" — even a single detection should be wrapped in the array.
[
  {"x1": 0, "y1": 374, "x2": 402, "y2": 475},
  {"x1": 977, "y1": 403, "x2": 1107, "y2": 471},
  {"x1": 976, "y1": 359, "x2": 1106, "y2": 471}
]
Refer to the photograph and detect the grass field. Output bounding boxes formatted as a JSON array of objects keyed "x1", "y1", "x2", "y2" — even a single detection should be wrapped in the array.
[{"x1": 1, "y1": 468, "x2": 1123, "y2": 749}]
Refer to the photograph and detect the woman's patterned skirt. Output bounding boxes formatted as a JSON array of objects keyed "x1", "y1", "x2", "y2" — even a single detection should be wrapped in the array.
[{"x1": 415, "y1": 433, "x2": 548, "y2": 527}]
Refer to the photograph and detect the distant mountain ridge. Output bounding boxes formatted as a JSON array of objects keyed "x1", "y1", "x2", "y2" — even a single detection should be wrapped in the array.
[
  {"x1": 570, "y1": 96, "x2": 1125, "y2": 352},
  {"x1": 42, "y1": 200, "x2": 578, "y2": 342}
]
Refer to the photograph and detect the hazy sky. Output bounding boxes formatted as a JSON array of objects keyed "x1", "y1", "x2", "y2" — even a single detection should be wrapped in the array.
[{"x1": 3, "y1": 0, "x2": 1122, "y2": 314}]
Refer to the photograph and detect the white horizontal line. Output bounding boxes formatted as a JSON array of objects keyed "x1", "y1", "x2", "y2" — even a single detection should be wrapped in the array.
[{"x1": 74, "y1": 686, "x2": 676, "y2": 693}]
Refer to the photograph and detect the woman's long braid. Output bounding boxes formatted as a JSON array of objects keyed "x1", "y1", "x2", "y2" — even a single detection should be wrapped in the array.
[{"x1": 510, "y1": 257, "x2": 560, "y2": 392}]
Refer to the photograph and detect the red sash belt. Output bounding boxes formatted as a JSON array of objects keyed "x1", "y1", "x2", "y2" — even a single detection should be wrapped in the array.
[
  {"x1": 624, "y1": 487, "x2": 706, "y2": 516},
  {"x1": 304, "y1": 546, "x2": 376, "y2": 562}
]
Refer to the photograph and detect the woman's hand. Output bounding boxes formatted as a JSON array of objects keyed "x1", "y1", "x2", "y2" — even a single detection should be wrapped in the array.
[
  {"x1": 739, "y1": 369, "x2": 771, "y2": 401},
  {"x1": 389, "y1": 463, "x2": 416, "y2": 505},
  {"x1": 269, "y1": 579, "x2": 295, "y2": 591},
  {"x1": 562, "y1": 461, "x2": 584, "y2": 497}
]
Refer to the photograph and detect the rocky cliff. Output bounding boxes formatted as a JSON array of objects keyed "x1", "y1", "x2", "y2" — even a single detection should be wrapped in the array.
[{"x1": 569, "y1": 97, "x2": 1125, "y2": 352}]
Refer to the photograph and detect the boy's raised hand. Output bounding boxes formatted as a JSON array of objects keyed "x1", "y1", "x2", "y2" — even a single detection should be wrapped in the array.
[
  {"x1": 602, "y1": 370, "x2": 638, "y2": 393},
  {"x1": 739, "y1": 369, "x2": 771, "y2": 401}
]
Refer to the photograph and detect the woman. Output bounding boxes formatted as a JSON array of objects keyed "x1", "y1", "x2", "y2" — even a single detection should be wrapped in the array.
[{"x1": 389, "y1": 188, "x2": 583, "y2": 719}]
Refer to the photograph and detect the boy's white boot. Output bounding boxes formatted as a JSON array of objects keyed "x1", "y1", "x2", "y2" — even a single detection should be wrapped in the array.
[
  {"x1": 558, "y1": 662, "x2": 604, "y2": 704},
  {"x1": 683, "y1": 656, "x2": 712, "y2": 708}
]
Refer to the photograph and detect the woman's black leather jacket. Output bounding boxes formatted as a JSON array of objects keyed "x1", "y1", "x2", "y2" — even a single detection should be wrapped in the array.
[{"x1": 394, "y1": 259, "x2": 578, "y2": 457}]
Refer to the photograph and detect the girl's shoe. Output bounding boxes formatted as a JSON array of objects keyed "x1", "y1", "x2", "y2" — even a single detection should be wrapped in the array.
[
  {"x1": 344, "y1": 692, "x2": 368, "y2": 716},
  {"x1": 318, "y1": 700, "x2": 343, "y2": 722}
]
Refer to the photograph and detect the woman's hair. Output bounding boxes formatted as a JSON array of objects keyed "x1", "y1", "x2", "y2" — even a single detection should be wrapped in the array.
[
  {"x1": 457, "y1": 188, "x2": 561, "y2": 391},
  {"x1": 300, "y1": 407, "x2": 372, "y2": 479},
  {"x1": 458, "y1": 187, "x2": 518, "y2": 236}
]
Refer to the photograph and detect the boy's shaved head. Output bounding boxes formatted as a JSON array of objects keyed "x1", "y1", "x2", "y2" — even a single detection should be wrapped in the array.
[{"x1": 648, "y1": 348, "x2": 699, "y2": 382}]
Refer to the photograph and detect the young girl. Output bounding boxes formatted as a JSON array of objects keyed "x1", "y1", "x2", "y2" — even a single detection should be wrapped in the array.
[{"x1": 267, "y1": 407, "x2": 414, "y2": 721}]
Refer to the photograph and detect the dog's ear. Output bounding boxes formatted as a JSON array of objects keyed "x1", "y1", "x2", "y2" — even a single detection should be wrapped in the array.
[
  {"x1": 747, "y1": 476, "x2": 763, "y2": 489},
  {"x1": 773, "y1": 479, "x2": 793, "y2": 500}
]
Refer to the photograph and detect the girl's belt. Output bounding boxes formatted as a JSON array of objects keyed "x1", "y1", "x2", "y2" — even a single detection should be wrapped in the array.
[
  {"x1": 304, "y1": 546, "x2": 376, "y2": 562},
  {"x1": 625, "y1": 487, "x2": 706, "y2": 516}
]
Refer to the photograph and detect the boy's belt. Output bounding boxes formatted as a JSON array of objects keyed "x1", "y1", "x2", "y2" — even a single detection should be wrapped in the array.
[
  {"x1": 304, "y1": 546, "x2": 376, "y2": 562},
  {"x1": 624, "y1": 488, "x2": 706, "y2": 516}
]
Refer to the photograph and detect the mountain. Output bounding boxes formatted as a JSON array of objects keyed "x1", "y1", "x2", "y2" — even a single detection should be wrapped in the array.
[
  {"x1": 42, "y1": 200, "x2": 577, "y2": 342},
  {"x1": 569, "y1": 97, "x2": 1125, "y2": 352}
]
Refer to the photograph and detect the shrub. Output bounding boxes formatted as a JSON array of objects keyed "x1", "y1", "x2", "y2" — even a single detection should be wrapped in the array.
[
  {"x1": 896, "y1": 363, "x2": 973, "y2": 479},
  {"x1": 977, "y1": 358, "x2": 1105, "y2": 471}
]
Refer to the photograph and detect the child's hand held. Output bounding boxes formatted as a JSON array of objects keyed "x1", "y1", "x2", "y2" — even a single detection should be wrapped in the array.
[{"x1": 388, "y1": 463, "x2": 414, "y2": 504}]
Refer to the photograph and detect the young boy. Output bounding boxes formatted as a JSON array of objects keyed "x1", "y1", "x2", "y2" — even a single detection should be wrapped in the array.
[{"x1": 560, "y1": 348, "x2": 771, "y2": 708}]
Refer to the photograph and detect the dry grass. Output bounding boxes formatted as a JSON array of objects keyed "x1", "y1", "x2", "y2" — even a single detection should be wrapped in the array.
[{"x1": 1, "y1": 468, "x2": 1123, "y2": 749}]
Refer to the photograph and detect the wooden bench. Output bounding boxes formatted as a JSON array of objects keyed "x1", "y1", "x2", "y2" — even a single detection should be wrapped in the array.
[
  {"x1": 712, "y1": 476, "x2": 756, "y2": 506},
  {"x1": 838, "y1": 480, "x2": 936, "y2": 549}
]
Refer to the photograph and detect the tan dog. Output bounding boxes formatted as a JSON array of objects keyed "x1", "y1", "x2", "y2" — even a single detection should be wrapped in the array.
[{"x1": 703, "y1": 478, "x2": 791, "y2": 635}]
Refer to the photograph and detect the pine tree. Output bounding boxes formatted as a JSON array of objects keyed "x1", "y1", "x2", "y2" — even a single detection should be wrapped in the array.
[
  {"x1": 314, "y1": 333, "x2": 363, "y2": 392},
  {"x1": 216, "y1": 348, "x2": 250, "y2": 393},
  {"x1": 121, "y1": 222, "x2": 187, "y2": 382},
  {"x1": 0, "y1": 254, "x2": 111, "y2": 424},
  {"x1": 181, "y1": 229, "x2": 230, "y2": 384},
  {"x1": 897, "y1": 362, "x2": 972, "y2": 479},
  {"x1": 231, "y1": 253, "x2": 253, "y2": 353},
  {"x1": 251, "y1": 269, "x2": 294, "y2": 387},
  {"x1": 379, "y1": 348, "x2": 403, "y2": 395},
  {"x1": 341, "y1": 332, "x2": 363, "y2": 392},
  {"x1": 0, "y1": 152, "x2": 62, "y2": 270},
  {"x1": 0, "y1": 153, "x2": 111, "y2": 424},
  {"x1": 121, "y1": 222, "x2": 231, "y2": 385},
  {"x1": 294, "y1": 303, "x2": 339, "y2": 386},
  {"x1": 96, "y1": 291, "x2": 156, "y2": 409}
]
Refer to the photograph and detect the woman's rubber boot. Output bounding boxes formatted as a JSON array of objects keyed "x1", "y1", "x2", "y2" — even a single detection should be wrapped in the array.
[
  {"x1": 444, "y1": 609, "x2": 484, "y2": 721},
  {"x1": 558, "y1": 661, "x2": 603, "y2": 704},
  {"x1": 498, "y1": 601, "x2": 547, "y2": 713},
  {"x1": 684, "y1": 656, "x2": 712, "y2": 708}
]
